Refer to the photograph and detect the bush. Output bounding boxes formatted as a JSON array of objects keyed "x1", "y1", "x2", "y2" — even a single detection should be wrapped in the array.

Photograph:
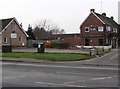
[
  {"x1": 2, "y1": 45, "x2": 12, "y2": 53},
  {"x1": 49, "y1": 41, "x2": 70, "y2": 49}
]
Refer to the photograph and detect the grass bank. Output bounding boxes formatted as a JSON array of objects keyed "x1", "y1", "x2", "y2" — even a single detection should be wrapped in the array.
[{"x1": 2, "y1": 52, "x2": 92, "y2": 61}]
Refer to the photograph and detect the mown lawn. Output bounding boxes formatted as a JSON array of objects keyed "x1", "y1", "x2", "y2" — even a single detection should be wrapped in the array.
[{"x1": 2, "y1": 52, "x2": 92, "y2": 61}]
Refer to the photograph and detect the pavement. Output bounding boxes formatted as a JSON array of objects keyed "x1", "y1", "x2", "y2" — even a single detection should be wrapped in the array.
[{"x1": 1, "y1": 48, "x2": 119, "y2": 66}]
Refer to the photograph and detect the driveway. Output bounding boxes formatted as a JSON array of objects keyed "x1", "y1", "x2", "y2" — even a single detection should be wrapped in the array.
[{"x1": 76, "y1": 48, "x2": 119, "y2": 66}]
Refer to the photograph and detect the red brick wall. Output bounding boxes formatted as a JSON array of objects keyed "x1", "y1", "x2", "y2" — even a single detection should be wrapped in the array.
[
  {"x1": 64, "y1": 38, "x2": 81, "y2": 46},
  {"x1": 80, "y1": 37, "x2": 106, "y2": 46},
  {"x1": 80, "y1": 13, "x2": 105, "y2": 34}
]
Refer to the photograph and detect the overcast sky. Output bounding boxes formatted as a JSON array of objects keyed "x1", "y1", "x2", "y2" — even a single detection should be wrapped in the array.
[{"x1": 0, "y1": 0, "x2": 119, "y2": 33}]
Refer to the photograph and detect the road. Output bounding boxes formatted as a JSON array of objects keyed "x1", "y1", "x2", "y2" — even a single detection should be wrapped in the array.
[{"x1": 2, "y1": 61, "x2": 118, "y2": 87}]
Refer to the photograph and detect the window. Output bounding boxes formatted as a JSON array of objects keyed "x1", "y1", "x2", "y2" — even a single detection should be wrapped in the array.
[
  {"x1": 116, "y1": 29, "x2": 118, "y2": 33},
  {"x1": 3, "y1": 37, "x2": 7, "y2": 43},
  {"x1": 113, "y1": 28, "x2": 117, "y2": 33},
  {"x1": 85, "y1": 27, "x2": 89, "y2": 32},
  {"x1": 99, "y1": 39, "x2": 104, "y2": 46},
  {"x1": 19, "y1": 37, "x2": 22, "y2": 42},
  {"x1": 106, "y1": 26, "x2": 111, "y2": 31},
  {"x1": 113, "y1": 28, "x2": 116, "y2": 32},
  {"x1": 90, "y1": 27, "x2": 97, "y2": 31},
  {"x1": 98, "y1": 27, "x2": 103, "y2": 32},
  {"x1": 108, "y1": 40, "x2": 112, "y2": 45}
]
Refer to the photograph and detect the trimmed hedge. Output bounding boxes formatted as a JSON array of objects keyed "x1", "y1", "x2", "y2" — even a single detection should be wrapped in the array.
[
  {"x1": 2, "y1": 45, "x2": 12, "y2": 53},
  {"x1": 49, "y1": 41, "x2": 70, "y2": 49}
]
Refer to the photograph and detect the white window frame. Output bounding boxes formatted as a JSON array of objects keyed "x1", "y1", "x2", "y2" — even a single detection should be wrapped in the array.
[
  {"x1": 3, "y1": 37, "x2": 7, "y2": 43},
  {"x1": 11, "y1": 33, "x2": 17, "y2": 38},
  {"x1": 85, "y1": 27, "x2": 90, "y2": 32},
  {"x1": 106, "y1": 26, "x2": 111, "y2": 31},
  {"x1": 98, "y1": 26, "x2": 104, "y2": 32},
  {"x1": 90, "y1": 27, "x2": 97, "y2": 31},
  {"x1": 113, "y1": 28, "x2": 116, "y2": 32},
  {"x1": 115, "y1": 29, "x2": 118, "y2": 33},
  {"x1": 113, "y1": 28, "x2": 118, "y2": 33}
]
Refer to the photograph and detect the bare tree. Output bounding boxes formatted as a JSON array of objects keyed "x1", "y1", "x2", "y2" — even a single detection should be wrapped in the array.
[
  {"x1": 35, "y1": 19, "x2": 53, "y2": 31},
  {"x1": 34, "y1": 19, "x2": 65, "y2": 33},
  {"x1": 59, "y1": 29, "x2": 65, "y2": 34},
  {"x1": 33, "y1": 19, "x2": 65, "y2": 40}
]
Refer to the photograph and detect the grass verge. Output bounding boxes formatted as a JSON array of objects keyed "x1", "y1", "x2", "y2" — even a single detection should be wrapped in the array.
[{"x1": 2, "y1": 52, "x2": 92, "y2": 61}]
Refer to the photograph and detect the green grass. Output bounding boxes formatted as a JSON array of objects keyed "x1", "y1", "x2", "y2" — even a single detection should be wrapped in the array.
[{"x1": 2, "y1": 52, "x2": 92, "y2": 61}]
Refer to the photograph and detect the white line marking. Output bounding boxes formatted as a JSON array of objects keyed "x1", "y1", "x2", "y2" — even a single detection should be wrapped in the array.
[
  {"x1": 64, "y1": 76, "x2": 115, "y2": 85},
  {"x1": 2, "y1": 62, "x2": 118, "y2": 70},
  {"x1": 91, "y1": 77, "x2": 112, "y2": 80},
  {"x1": 35, "y1": 81, "x2": 86, "y2": 87},
  {"x1": 56, "y1": 72, "x2": 108, "y2": 76},
  {"x1": 4, "y1": 75, "x2": 26, "y2": 79},
  {"x1": 110, "y1": 54, "x2": 118, "y2": 60}
]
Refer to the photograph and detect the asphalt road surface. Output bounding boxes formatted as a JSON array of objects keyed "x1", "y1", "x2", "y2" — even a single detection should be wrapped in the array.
[{"x1": 2, "y1": 61, "x2": 118, "y2": 87}]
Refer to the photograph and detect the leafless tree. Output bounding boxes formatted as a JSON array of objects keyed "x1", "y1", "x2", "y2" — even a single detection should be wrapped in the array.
[
  {"x1": 33, "y1": 19, "x2": 65, "y2": 40},
  {"x1": 34, "y1": 19, "x2": 65, "y2": 33}
]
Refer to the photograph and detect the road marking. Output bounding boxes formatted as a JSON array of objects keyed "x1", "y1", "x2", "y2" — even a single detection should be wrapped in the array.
[
  {"x1": 56, "y1": 72, "x2": 108, "y2": 77},
  {"x1": 110, "y1": 54, "x2": 118, "y2": 60},
  {"x1": 64, "y1": 76, "x2": 116, "y2": 85},
  {"x1": 35, "y1": 81, "x2": 86, "y2": 87},
  {"x1": 3, "y1": 75, "x2": 27, "y2": 79},
  {"x1": 2, "y1": 62, "x2": 119, "y2": 70},
  {"x1": 91, "y1": 77, "x2": 112, "y2": 80}
]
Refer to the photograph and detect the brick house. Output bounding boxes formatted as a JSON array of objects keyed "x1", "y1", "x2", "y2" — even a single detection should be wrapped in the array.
[
  {"x1": 80, "y1": 9, "x2": 118, "y2": 48},
  {"x1": 0, "y1": 17, "x2": 28, "y2": 47}
]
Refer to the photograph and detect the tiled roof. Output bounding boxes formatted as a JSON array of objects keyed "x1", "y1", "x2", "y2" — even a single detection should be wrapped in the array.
[
  {"x1": 0, "y1": 18, "x2": 14, "y2": 32},
  {"x1": 0, "y1": 18, "x2": 28, "y2": 37},
  {"x1": 95, "y1": 13, "x2": 118, "y2": 28}
]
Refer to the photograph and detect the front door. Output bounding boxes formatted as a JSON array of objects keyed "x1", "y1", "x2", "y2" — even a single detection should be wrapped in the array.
[
  {"x1": 99, "y1": 39, "x2": 104, "y2": 46},
  {"x1": 85, "y1": 39, "x2": 90, "y2": 46}
]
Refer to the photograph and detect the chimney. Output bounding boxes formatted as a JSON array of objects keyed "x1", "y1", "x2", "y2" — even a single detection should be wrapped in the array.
[
  {"x1": 90, "y1": 9, "x2": 95, "y2": 12},
  {"x1": 110, "y1": 16, "x2": 114, "y2": 20},
  {"x1": 20, "y1": 23, "x2": 22, "y2": 27},
  {"x1": 102, "y1": 13, "x2": 106, "y2": 17}
]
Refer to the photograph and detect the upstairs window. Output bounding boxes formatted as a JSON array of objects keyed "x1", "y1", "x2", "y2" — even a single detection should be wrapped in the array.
[
  {"x1": 106, "y1": 26, "x2": 111, "y2": 31},
  {"x1": 90, "y1": 27, "x2": 97, "y2": 31},
  {"x1": 85, "y1": 27, "x2": 97, "y2": 32},
  {"x1": 116, "y1": 29, "x2": 118, "y2": 33},
  {"x1": 85, "y1": 27, "x2": 89, "y2": 32},
  {"x1": 113, "y1": 28, "x2": 117, "y2": 33},
  {"x1": 98, "y1": 26, "x2": 103, "y2": 32}
]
